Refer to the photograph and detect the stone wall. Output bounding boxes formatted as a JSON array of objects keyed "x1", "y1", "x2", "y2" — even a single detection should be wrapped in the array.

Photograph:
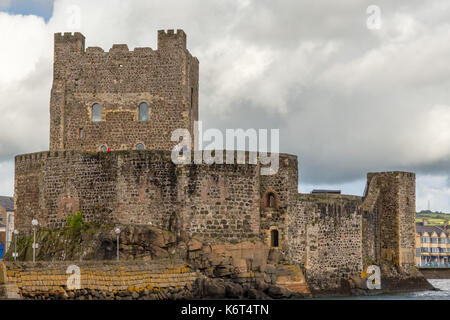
[
  {"x1": 0, "y1": 260, "x2": 197, "y2": 299},
  {"x1": 362, "y1": 172, "x2": 416, "y2": 272},
  {"x1": 14, "y1": 147, "x2": 422, "y2": 293},
  {"x1": 285, "y1": 171, "x2": 418, "y2": 292},
  {"x1": 50, "y1": 30, "x2": 198, "y2": 153},
  {"x1": 288, "y1": 193, "x2": 363, "y2": 292},
  {"x1": 15, "y1": 150, "x2": 287, "y2": 243},
  {"x1": 259, "y1": 154, "x2": 298, "y2": 252}
]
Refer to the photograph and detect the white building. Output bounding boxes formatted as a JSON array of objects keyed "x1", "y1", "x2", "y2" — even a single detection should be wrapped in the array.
[{"x1": 0, "y1": 196, "x2": 14, "y2": 253}]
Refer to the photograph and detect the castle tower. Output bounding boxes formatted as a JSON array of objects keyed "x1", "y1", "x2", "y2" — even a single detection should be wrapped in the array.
[
  {"x1": 366, "y1": 171, "x2": 416, "y2": 271},
  {"x1": 50, "y1": 30, "x2": 199, "y2": 152}
]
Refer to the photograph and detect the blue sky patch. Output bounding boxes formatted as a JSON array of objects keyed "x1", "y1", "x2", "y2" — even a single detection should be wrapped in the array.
[{"x1": 2, "y1": 0, "x2": 54, "y2": 22}]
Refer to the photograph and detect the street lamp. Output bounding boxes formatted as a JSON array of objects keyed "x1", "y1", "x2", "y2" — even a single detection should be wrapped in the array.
[
  {"x1": 115, "y1": 227, "x2": 121, "y2": 261},
  {"x1": 31, "y1": 219, "x2": 38, "y2": 263},
  {"x1": 12, "y1": 229, "x2": 19, "y2": 261}
]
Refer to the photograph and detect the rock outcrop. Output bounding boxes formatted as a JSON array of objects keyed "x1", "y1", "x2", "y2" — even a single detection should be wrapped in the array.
[{"x1": 2, "y1": 225, "x2": 310, "y2": 300}]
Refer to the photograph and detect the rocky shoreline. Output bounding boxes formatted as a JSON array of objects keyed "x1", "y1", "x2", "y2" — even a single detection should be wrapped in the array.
[{"x1": 1, "y1": 224, "x2": 433, "y2": 300}]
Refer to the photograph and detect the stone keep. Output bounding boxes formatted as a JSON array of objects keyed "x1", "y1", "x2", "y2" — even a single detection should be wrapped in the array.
[
  {"x1": 50, "y1": 30, "x2": 199, "y2": 152},
  {"x1": 14, "y1": 30, "x2": 419, "y2": 293}
]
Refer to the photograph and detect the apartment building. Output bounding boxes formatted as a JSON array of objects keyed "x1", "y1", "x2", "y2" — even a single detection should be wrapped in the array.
[
  {"x1": 0, "y1": 196, "x2": 14, "y2": 258},
  {"x1": 415, "y1": 219, "x2": 450, "y2": 267}
]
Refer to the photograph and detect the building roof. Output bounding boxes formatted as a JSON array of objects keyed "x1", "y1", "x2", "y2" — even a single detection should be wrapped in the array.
[
  {"x1": 416, "y1": 223, "x2": 447, "y2": 236},
  {"x1": 0, "y1": 196, "x2": 14, "y2": 211}
]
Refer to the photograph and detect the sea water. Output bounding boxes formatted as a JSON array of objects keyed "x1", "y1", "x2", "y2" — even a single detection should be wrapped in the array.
[{"x1": 324, "y1": 279, "x2": 450, "y2": 300}]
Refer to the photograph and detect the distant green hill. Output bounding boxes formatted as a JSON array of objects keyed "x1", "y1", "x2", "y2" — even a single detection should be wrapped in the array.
[{"x1": 416, "y1": 211, "x2": 450, "y2": 226}]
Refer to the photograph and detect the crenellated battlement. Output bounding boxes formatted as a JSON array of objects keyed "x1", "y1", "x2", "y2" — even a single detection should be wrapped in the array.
[
  {"x1": 54, "y1": 32, "x2": 85, "y2": 43},
  {"x1": 158, "y1": 29, "x2": 187, "y2": 50},
  {"x1": 158, "y1": 29, "x2": 186, "y2": 38},
  {"x1": 14, "y1": 150, "x2": 82, "y2": 163},
  {"x1": 110, "y1": 44, "x2": 129, "y2": 52},
  {"x1": 54, "y1": 29, "x2": 189, "y2": 59},
  {"x1": 54, "y1": 32, "x2": 85, "y2": 58},
  {"x1": 84, "y1": 46, "x2": 156, "y2": 55}
]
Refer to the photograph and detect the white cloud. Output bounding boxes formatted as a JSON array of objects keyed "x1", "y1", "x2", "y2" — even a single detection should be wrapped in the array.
[
  {"x1": 0, "y1": 0, "x2": 11, "y2": 9},
  {"x1": 0, "y1": 161, "x2": 13, "y2": 196},
  {"x1": 417, "y1": 174, "x2": 450, "y2": 212},
  {"x1": 0, "y1": 12, "x2": 51, "y2": 161}
]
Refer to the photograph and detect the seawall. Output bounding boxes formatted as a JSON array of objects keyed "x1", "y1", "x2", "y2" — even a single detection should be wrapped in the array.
[
  {"x1": 420, "y1": 268, "x2": 450, "y2": 279},
  {"x1": 0, "y1": 260, "x2": 197, "y2": 300}
]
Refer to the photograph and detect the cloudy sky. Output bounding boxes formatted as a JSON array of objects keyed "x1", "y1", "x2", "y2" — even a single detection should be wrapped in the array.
[{"x1": 1, "y1": 0, "x2": 450, "y2": 212}]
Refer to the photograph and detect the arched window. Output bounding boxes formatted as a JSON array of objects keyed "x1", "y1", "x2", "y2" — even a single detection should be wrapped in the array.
[
  {"x1": 136, "y1": 143, "x2": 145, "y2": 150},
  {"x1": 269, "y1": 194, "x2": 275, "y2": 207},
  {"x1": 92, "y1": 103, "x2": 102, "y2": 122},
  {"x1": 271, "y1": 229, "x2": 279, "y2": 247},
  {"x1": 265, "y1": 192, "x2": 277, "y2": 209},
  {"x1": 139, "y1": 102, "x2": 148, "y2": 121}
]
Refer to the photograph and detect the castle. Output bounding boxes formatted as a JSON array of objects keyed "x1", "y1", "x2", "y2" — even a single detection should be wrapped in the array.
[{"x1": 14, "y1": 30, "x2": 421, "y2": 292}]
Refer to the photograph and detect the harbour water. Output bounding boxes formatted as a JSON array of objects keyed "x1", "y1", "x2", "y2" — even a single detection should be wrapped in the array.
[{"x1": 328, "y1": 279, "x2": 450, "y2": 300}]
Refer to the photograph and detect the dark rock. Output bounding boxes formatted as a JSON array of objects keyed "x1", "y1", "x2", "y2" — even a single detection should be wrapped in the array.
[
  {"x1": 225, "y1": 282, "x2": 243, "y2": 298},
  {"x1": 266, "y1": 285, "x2": 292, "y2": 299},
  {"x1": 205, "y1": 280, "x2": 226, "y2": 298},
  {"x1": 255, "y1": 279, "x2": 269, "y2": 291},
  {"x1": 247, "y1": 288, "x2": 259, "y2": 299}
]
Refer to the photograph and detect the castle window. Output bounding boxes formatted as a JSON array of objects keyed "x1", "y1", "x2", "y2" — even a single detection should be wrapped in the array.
[
  {"x1": 136, "y1": 143, "x2": 145, "y2": 150},
  {"x1": 92, "y1": 103, "x2": 102, "y2": 122},
  {"x1": 270, "y1": 229, "x2": 279, "y2": 248},
  {"x1": 265, "y1": 192, "x2": 277, "y2": 209},
  {"x1": 191, "y1": 87, "x2": 194, "y2": 108},
  {"x1": 139, "y1": 102, "x2": 148, "y2": 121},
  {"x1": 78, "y1": 128, "x2": 84, "y2": 139}
]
